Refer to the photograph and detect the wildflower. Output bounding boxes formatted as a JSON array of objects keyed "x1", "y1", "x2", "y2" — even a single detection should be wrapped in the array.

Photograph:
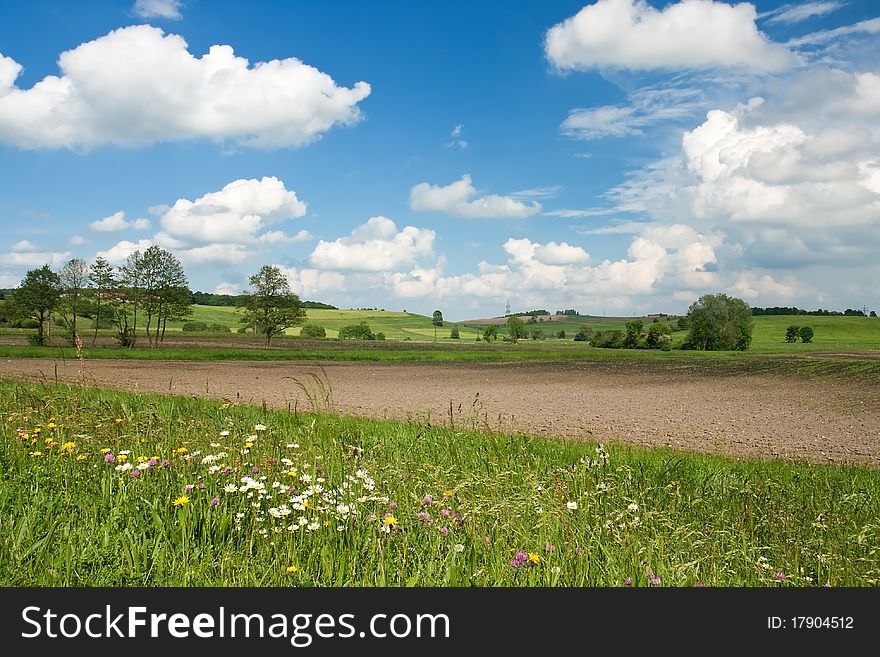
[
  {"x1": 75, "y1": 455, "x2": 86, "y2": 461},
  {"x1": 254, "y1": 424, "x2": 266, "y2": 431},
  {"x1": 336, "y1": 504, "x2": 351, "y2": 515},
  {"x1": 315, "y1": 465, "x2": 323, "y2": 473},
  {"x1": 439, "y1": 527, "x2": 449, "y2": 537},
  {"x1": 148, "y1": 458, "x2": 158, "y2": 467},
  {"x1": 440, "y1": 508, "x2": 451, "y2": 518},
  {"x1": 118, "y1": 450, "x2": 131, "y2": 456},
  {"x1": 627, "y1": 502, "x2": 639, "y2": 513},
  {"x1": 30, "y1": 451, "x2": 42, "y2": 457},
  {"x1": 173, "y1": 496, "x2": 189, "y2": 507},
  {"x1": 114, "y1": 418, "x2": 123, "y2": 426},
  {"x1": 252, "y1": 466, "x2": 259, "y2": 474},
  {"x1": 648, "y1": 571, "x2": 662, "y2": 586},
  {"x1": 389, "y1": 501, "x2": 398, "y2": 510},
  {"x1": 210, "y1": 497, "x2": 220, "y2": 506},
  {"x1": 566, "y1": 501, "x2": 578, "y2": 511},
  {"x1": 160, "y1": 459, "x2": 170, "y2": 468},
  {"x1": 307, "y1": 521, "x2": 320, "y2": 531},
  {"x1": 47, "y1": 422, "x2": 57, "y2": 430},
  {"x1": 454, "y1": 544, "x2": 465, "y2": 553},
  {"x1": 444, "y1": 489, "x2": 454, "y2": 498},
  {"x1": 511, "y1": 551, "x2": 529, "y2": 568},
  {"x1": 417, "y1": 512, "x2": 433, "y2": 526},
  {"x1": 381, "y1": 515, "x2": 398, "y2": 533},
  {"x1": 33, "y1": 427, "x2": 41, "y2": 434},
  {"x1": 244, "y1": 442, "x2": 254, "y2": 449},
  {"x1": 130, "y1": 469, "x2": 141, "y2": 478},
  {"x1": 184, "y1": 485, "x2": 194, "y2": 494},
  {"x1": 624, "y1": 577, "x2": 632, "y2": 586},
  {"x1": 773, "y1": 572, "x2": 785, "y2": 581},
  {"x1": 286, "y1": 566, "x2": 298, "y2": 574},
  {"x1": 528, "y1": 553, "x2": 541, "y2": 565},
  {"x1": 115, "y1": 463, "x2": 132, "y2": 472},
  {"x1": 224, "y1": 484, "x2": 238, "y2": 493},
  {"x1": 545, "y1": 543, "x2": 556, "y2": 553},
  {"x1": 452, "y1": 512, "x2": 464, "y2": 526},
  {"x1": 174, "y1": 448, "x2": 187, "y2": 455},
  {"x1": 116, "y1": 454, "x2": 128, "y2": 463},
  {"x1": 220, "y1": 431, "x2": 230, "y2": 437},
  {"x1": 422, "y1": 495, "x2": 433, "y2": 505}
]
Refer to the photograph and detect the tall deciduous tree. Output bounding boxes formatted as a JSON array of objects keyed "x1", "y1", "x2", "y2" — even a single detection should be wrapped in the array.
[
  {"x1": 237, "y1": 265, "x2": 306, "y2": 347},
  {"x1": 59, "y1": 258, "x2": 88, "y2": 344},
  {"x1": 683, "y1": 293, "x2": 753, "y2": 351},
  {"x1": 506, "y1": 315, "x2": 527, "y2": 343},
  {"x1": 138, "y1": 246, "x2": 191, "y2": 348},
  {"x1": 14, "y1": 265, "x2": 62, "y2": 346},
  {"x1": 88, "y1": 257, "x2": 115, "y2": 346}
]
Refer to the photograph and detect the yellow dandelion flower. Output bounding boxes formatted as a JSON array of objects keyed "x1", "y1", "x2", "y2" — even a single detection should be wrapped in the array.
[
  {"x1": 444, "y1": 490, "x2": 454, "y2": 498},
  {"x1": 100, "y1": 448, "x2": 111, "y2": 454},
  {"x1": 33, "y1": 427, "x2": 42, "y2": 434},
  {"x1": 286, "y1": 566, "x2": 298, "y2": 574},
  {"x1": 116, "y1": 454, "x2": 128, "y2": 463},
  {"x1": 244, "y1": 442, "x2": 254, "y2": 448},
  {"x1": 114, "y1": 418, "x2": 123, "y2": 426},
  {"x1": 383, "y1": 515, "x2": 398, "y2": 527},
  {"x1": 287, "y1": 470, "x2": 297, "y2": 477},
  {"x1": 173, "y1": 496, "x2": 189, "y2": 507},
  {"x1": 174, "y1": 447, "x2": 187, "y2": 455},
  {"x1": 528, "y1": 553, "x2": 541, "y2": 565},
  {"x1": 323, "y1": 520, "x2": 332, "y2": 527},
  {"x1": 30, "y1": 451, "x2": 42, "y2": 457},
  {"x1": 75, "y1": 455, "x2": 86, "y2": 462},
  {"x1": 20, "y1": 433, "x2": 30, "y2": 441},
  {"x1": 44, "y1": 437, "x2": 56, "y2": 446},
  {"x1": 47, "y1": 422, "x2": 57, "y2": 430},
  {"x1": 61, "y1": 442, "x2": 76, "y2": 452},
  {"x1": 137, "y1": 456, "x2": 148, "y2": 463}
]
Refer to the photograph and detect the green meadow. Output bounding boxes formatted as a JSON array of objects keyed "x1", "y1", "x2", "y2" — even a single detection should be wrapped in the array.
[{"x1": 2, "y1": 380, "x2": 878, "y2": 587}]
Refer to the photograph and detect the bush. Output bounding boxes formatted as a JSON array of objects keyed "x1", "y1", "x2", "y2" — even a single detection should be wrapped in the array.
[
  {"x1": 624, "y1": 320, "x2": 643, "y2": 348},
  {"x1": 785, "y1": 325, "x2": 800, "y2": 343},
  {"x1": 115, "y1": 327, "x2": 136, "y2": 347},
  {"x1": 338, "y1": 322, "x2": 375, "y2": 340},
  {"x1": 450, "y1": 325, "x2": 460, "y2": 339},
  {"x1": 27, "y1": 333, "x2": 47, "y2": 346},
  {"x1": 10, "y1": 318, "x2": 40, "y2": 329},
  {"x1": 557, "y1": 330, "x2": 566, "y2": 339},
  {"x1": 208, "y1": 323, "x2": 230, "y2": 333},
  {"x1": 682, "y1": 293, "x2": 753, "y2": 351},
  {"x1": 375, "y1": 332, "x2": 385, "y2": 340},
  {"x1": 799, "y1": 326, "x2": 814, "y2": 343},
  {"x1": 300, "y1": 324, "x2": 326, "y2": 339},
  {"x1": 646, "y1": 322, "x2": 671, "y2": 349},
  {"x1": 236, "y1": 327, "x2": 248, "y2": 334},
  {"x1": 573, "y1": 326, "x2": 593, "y2": 342},
  {"x1": 590, "y1": 330, "x2": 625, "y2": 348},
  {"x1": 182, "y1": 321, "x2": 209, "y2": 332}
]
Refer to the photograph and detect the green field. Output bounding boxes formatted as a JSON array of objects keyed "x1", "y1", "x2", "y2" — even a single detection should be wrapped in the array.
[{"x1": 2, "y1": 380, "x2": 878, "y2": 586}]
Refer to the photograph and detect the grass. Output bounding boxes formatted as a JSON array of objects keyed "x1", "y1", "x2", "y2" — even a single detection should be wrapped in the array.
[{"x1": 2, "y1": 379, "x2": 879, "y2": 586}]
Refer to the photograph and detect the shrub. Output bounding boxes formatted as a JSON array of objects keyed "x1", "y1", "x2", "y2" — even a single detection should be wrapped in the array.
[
  {"x1": 208, "y1": 323, "x2": 230, "y2": 333},
  {"x1": 300, "y1": 324, "x2": 326, "y2": 339},
  {"x1": 557, "y1": 330, "x2": 566, "y2": 339},
  {"x1": 785, "y1": 325, "x2": 800, "y2": 343},
  {"x1": 573, "y1": 326, "x2": 593, "y2": 342},
  {"x1": 590, "y1": 330, "x2": 625, "y2": 348},
  {"x1": 450, "y1": 325, "x2": 460, "y2": 339},
  {"x1": 646, "y1": 322, "x2": 671, "y2": 349},
  {"x1": 375, "y1": 332, "x2": 385, "y2": 340},
  {"x1": 624, "y1": 320, "x2": 644, "y2": 348},
  {"x1": 338, "y1": 322, "x2": 375, "y2": 340},
  {"x1": 682, "y1": 293, "x2": 753, "y2": 351},
  {"x1": 182, "y1": 321, "x2": 209, "y2": 332},
  {"x1": 27, "y1": 333, "x2": 47, "y2": 346},
  {"x1": 799, "y1": 326, "x2": 814, "y2": 343}
]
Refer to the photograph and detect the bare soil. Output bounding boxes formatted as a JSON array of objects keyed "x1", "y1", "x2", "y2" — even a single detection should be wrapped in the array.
[{"x1": 2, "y1": 358, "x2": 878, "y2": 467}]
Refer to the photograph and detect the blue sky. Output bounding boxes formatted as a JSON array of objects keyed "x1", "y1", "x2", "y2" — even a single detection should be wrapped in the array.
[{"x1": 1, "y1": 0, "x2": 878, "y2": 320}]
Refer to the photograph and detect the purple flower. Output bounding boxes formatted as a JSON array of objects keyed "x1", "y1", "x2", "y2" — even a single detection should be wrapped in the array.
[
  {"x1": 440, "y1": 508, "x2": 451, "y2": 518},
  {"x1": 252, "y1": 466, "x2": 259, "y2": 474},
  {"x1": 773, "y1": 572, "x2": 785, "y2": 581},
  {"x1": 161, "y1": 459, "x2": 170, "y2": 468},
  {"x1": 222, "y1": 466, "x2": 232, "y2": 475},
  {"x1": 315, "y1": 465, "x2": 323, "y2": 473},
  {"x1": 511, "y1": 551, "x2": 530, "y2": 569},
  {"x1": 624, "y1": 577, "x2": 632, "y2": 586},
  {"x1": 130, "y1": 469, "x2": 141, "y2": 478},
  {"x1": 647, "y1": 571, "x2": 662, "y2": 586},
  {"x1": 148, "y1": 458, "x2": 158, "y2": 467},
  {"x1": 422, "y1": 495, "x2": 433, "y2": 506},
  {"x1": 695, "y1": 582, "x2": 707, "y2": 588},
  {"x1": 544, "y1": 543, "x2": 556, "y2": 553},
  {"x1": 184, "y1": 485, "x2": 194, "y2": 494},
  {"x1": 389, "y1": 502, "x2": 398, "y2": 510},
  {"x1": 104, "y1": 453, "x2": 116, "y2": 462},
  {"x1": 417, "y1": 512, "x2": 433, "y2": 526},
  {"x1": 439, "y1": 527, "x2": 449, "y2": 537},
  {"x1": 197, "y1": 482, "x2": 206, "y2": 489},
  {"x1": 210, "y1": 497, "x2": 220, "y2": 506},
  {"x1": 452, "y1": 512, "x2": 463, "y2": 526}
]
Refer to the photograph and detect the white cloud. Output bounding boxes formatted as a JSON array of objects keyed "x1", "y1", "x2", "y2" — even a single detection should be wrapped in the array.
[
  {"x1": 786, "y1": 17, "x2": 880, "y2": 48},
  {"x1": 279, "y1": 266, "x2": 347, "y2": 298},
  {"x1": 762, "y1": 2, "x2": 844, "y2": 26},
  {"x1": 133, "y1": 0, "x2": 182, "y2": 20},
  {"x1": 258, "y1": 229, "x2": 312, "y2": 245},
  {"x1": 728, "y1": 271, "x2": 807, "y2": 301},
  {"x1": 11, "y1": 240, "x2": 37, "y2": 252},
  {"x1": 0, "y1": 25, "x2": 371, "y2": 150},
  {"x1": 0, "y1": 250, "x2": 72, "y2": 268},
  {"x1": 177, "y1": 243, "x2": 249, "y2": 265},
  {"x1": 410, "y1": 174, "x2": 541, "y2": 219},
  {"x1": 446, "y1": 124, "x2": 467, "y2": 150},
  {"x1": 88, "y1": 210, "x2": 151, "y2": 232},
  {"x1": 213, "y1": 282, "x2": 242, "y2": 296},
  {"x1": 533, "y1": 241, "x2": 590, "y2": 265},
  {"x1": 95, "y1": 239, "x2": 153, "y2": 266},
  {"x1": 546, "y1": 0, "x2": 795, "y2": 72},
  {"x1": 69, "y1": 235, "x2": 87, "y2": 246},
  {"x1": 309, "y1": 216, "x2": 435, "y2": 272},
  {"x1": 159, "y1": 176, "x2": 307, "y2": 245}
]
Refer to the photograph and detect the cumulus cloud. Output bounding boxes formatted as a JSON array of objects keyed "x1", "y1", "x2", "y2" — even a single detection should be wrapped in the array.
[
  {"x1": 0, "y1": 25, "x2": 371, "y2": 150},
  {"x1": 11, "y1": 240, "x2": 37, "y2": 252},
  {"x1": 280, "y1": 267, "x2": 348, "y2": 299},
  {"x1": 133, "y1": 0, "x2": 182, "y2": 20},
  {"x1": 309, "y1": 216, "x2": 435, "y2": 272},
  {"x1": 409, "y1": 174, "x2": 541, "y2": 219},
  {"x1": 69, "y1": 235, "x2": 87, "y2": 246},
  {"x1": 88, "y1": 210, "x2": 151, "y2": 232},
  {"x1": 96, "y1": 239, "x2": 153, "y2": 266},
  {"x1": 545, "y1": 0, "x2": 795, "y2": 72},
  {"x1": 159, "y1": 176, "x2": 307, "y2": 246},
  {"x1": 213, "y1": 282, "x2": 242, "y2": 296}
]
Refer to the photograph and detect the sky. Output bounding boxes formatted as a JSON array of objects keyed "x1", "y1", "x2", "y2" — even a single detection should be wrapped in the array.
[{"x1": 0, "y1": 0, "x2": 878, "y2": 321}]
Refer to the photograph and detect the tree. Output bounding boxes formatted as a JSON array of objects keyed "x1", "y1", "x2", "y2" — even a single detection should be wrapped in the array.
[
  {"x1": 13, "y1": 265, "x2": 61, "y2": 346},
  {"x1": 799, "y1": 326, "x2": 814, "y2": 343},
  {"x1": 682, "y1": 293, "x2": 753, "y2": 351},
  {"x1": 59, "y1": 258, "x2": 88, "y2": 344},
  {"x1": 450, "y1": 324, "x2": 460, "y2": 339},
  {"x1": 557, "y1": 330, "x2": 566, "y2": 339},
  {"x1": 785, "y1": 325, "x2": 800, "y2": 343},
  {"x1": 88, "y1": 257, "x2": 115, "y2": 346},
  {"x1": 624, "y1": 319, "x2": 644, "y2": 348},
  {"x1": 432, "y1": 309, "x2": 443, "y2": 341},
  {"x1": 646, "y1": 322, "x2": 671, "y2": 349},
  {"x1": 237, "y1": 265, "x2": 306, "y2": 346},
  {"x1": 482, "y1": 325, "x2": 498, "y2": 343},
  {"x1": 338, "y1": 322, "x2": 375, "y2": 340},
  {"x1": 117, "y1": 250, "x2": 145, "y2": 347},
  {"x1": 506, "y1": 315, "x2": 527, "y2": 343},
  {"x1": 137, "y1": 246, "x2": 190, "y2": 348},
  {"x1": 573, "y1": 326, "x2": 593, "y2": 342}
]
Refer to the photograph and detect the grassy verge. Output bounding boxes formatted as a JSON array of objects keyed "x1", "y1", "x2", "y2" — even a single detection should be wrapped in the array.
[{"x1": 2, "y1": 379, "x2": 878, "y2": 586}]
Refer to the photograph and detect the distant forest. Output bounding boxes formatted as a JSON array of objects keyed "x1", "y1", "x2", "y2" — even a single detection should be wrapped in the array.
[
  {"x1": 751, "y1": 306, "x2": 876, "y2": 317},
  {"x1": 189, "y1": 291, "x2": 336, "y2": 309}
]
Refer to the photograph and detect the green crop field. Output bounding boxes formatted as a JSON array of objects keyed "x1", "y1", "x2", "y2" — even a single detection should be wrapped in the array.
[
  {"x1": 2, "y1": 380, "x2": 878, "y2": 587},
  {"x1": 750, "y1": 315, "x2": 880, "y2": 352}
]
